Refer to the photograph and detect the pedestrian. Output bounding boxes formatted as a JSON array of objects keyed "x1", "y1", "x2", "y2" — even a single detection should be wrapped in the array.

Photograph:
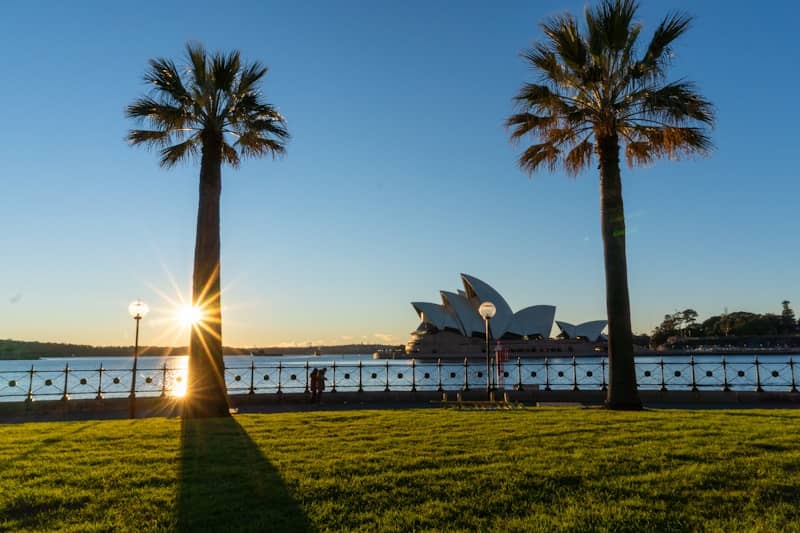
[
  {"x1": 316, "y1": 368, "x2": 327, "y2": 402},
  {"x1": 309, "y1": 368, "x2": 319, "y2": 402}
]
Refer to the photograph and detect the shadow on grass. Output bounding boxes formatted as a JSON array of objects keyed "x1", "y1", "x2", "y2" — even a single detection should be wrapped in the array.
[{"x1": 178, "y1": 416, "x2": 314, "y2": 532}]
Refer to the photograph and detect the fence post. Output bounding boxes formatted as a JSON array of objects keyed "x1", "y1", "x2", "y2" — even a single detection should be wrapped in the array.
[
  {"x1": 330, "y1": 361, "x2": 336, "y2": 393},
  {"x1": 690, "y1": 355, "x2": 698, "y2": 392},
  {"x1": 97, "y1": 363, "x2": 105, "y2": 400},
  {"x1": 572, "y1": 354, "x2": 579, "y2": 391},
  {"x1": 96, "y1": 363, "x2": 106, "y2": 400},
  {"x1": 437, "y1": 358, "x2": 443, "y2": 392},
  {"x1": 463, "y1": 357, "x2": 469, "y2": 391},
  {"x1": 543, "y1": 357, "x2": 551, "y2": 391},
  {"x1": 789, "y1": 357, "x2": 798, "y2": 393},
  {"x1": 754, "y1": 355, "x2": 763, "y2": 392},
  {"x1": 61, "y1": 363, "x2": 70, "y2": 401},
  {"x1": 304, "y1": 361, "x2": 310, "y2": 394},
  {"x1": 358, "y1": 360, "x2": 364, "y2": 393},
  {"x1": 721, "y1": 355, "x2": 730, "y2": 392},
  {"x1": 26, "y1": 364, "x2": 35, "y2": 403},
  {"x1": 249, "y1": 360, "x2": 256, "y2": 395},
  {"x1": 601, "y1": 358, "x2": 607, "y2": 392},
  {"x1": 411, "y1": 359, "x2": 416, "y2": 392},
  {"x1": 516, "y1": 356, "x2": 523, "y2": 391},
  {"x1": 159, "y1": 363, "x2": 167, "y2": 398},
  {"x1": 659, "y1": 356, "x2": 667, "y2": 392},
  {"x1": 384, "y1": 360, "x2": 390, "y2": 392},
  {"x1": 277, "y1": 362, "x2": 283, "y2": 394}
]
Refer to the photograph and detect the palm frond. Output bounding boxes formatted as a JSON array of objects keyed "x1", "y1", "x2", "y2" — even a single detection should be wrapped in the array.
[
  {"x1": 541, "y1": 14, "x2": 588, "y2": 71},
  {"x1": 236, "y1": 63, "x2": 269, "y2": 96},
  {"x1": 145, "y1": 58, "x2": 192, "y2": 106},
  {"x1": 522, "y1": 45, "x2": 570, "y2": 86},
  {"x1": 128, "y1": 129, "x2": 173, "y2": 148},
  {"x1": 627, "y1": 125, "x2": 712, "y2": 159},
  {"x1": 186, "y1": 42, "x2": 208, "y2": 89},
  {"x1": 126, "y1": 97, "x2": 191, "y2": 130},
  {"x1": 643, "y1": 12, "x2": 691, "y2": 65},
  {"x1": 159, "y1": 136, "x2": 200, "y2": 168},
  {"x1": 246, "y1": 118, "x2": 290, "y2": 139},
  {"x1": 564, "y1": 138, "x2": 594, "y2": 175},
  {"x1": 211, "y1": 50, "x2": 240, "y2": 92},
  {"x1": 513, "y1": 83, "x2": 571, "y2": 115},
  {"x1": 625, "y1": 141, "x2": 655, "y2": 166},
  {"x1": 585, "y1": 0, "x2": 638, "y2": 54},
  {"x1": 506, "y1": 113, "x2": 558, "y2": 141},
  {"x1": 221, "y1": 142, "x2": 241, "y2": 168},
  {"x1": 519, "y1": 142, "x2": 561, "y2": 174},
  {"x1": 632, "y1": 81, "x2": 714, "y2": 125},
  {"x1": 235, "y1": 132, "x2": 287, "y2": 159}
]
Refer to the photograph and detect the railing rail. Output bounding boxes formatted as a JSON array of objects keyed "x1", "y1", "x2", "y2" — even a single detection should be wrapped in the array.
[{"x1": 0, "y1": 355, "x2": 798, "y2": 403}]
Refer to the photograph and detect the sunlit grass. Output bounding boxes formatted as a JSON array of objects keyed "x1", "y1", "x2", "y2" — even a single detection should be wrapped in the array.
[{"x1": 1, "y1": 408, "x2": 799, "y2": 532}]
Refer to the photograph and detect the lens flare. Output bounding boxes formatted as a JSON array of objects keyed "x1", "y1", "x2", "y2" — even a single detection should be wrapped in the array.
[{"x1": 177, "y1": 305, "x2": 203, "y2": 328}]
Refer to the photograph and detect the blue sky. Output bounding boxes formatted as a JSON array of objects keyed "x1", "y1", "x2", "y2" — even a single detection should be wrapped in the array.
[{"x1": 1, "y1": 1, "x2": 798, "y2": 347}]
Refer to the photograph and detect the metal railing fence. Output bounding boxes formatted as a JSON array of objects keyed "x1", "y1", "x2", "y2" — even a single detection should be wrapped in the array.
[{"x1": 0, "y1": 355, "x2": 797, "y2": 403}]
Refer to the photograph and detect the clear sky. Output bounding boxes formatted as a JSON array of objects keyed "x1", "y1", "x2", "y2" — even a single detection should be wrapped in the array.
[{"x1": 1, "y1": 1, "x2": 798, "y2": 348}]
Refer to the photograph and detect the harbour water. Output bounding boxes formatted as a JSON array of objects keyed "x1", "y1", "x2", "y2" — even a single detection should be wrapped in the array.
[{"x1": 0, "y1": 353, "x2": 797, "y2": 403}]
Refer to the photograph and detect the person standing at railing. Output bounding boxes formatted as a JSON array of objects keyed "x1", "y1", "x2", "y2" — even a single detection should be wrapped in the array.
[
  {"x1": 309, "y1": 368, "x2": 319, "y2": 403},
  {"x1": 316, "y1": 368, "x2": 327, "y2": 403}
]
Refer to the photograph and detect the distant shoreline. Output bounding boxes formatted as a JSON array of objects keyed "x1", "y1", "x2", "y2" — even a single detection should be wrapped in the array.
[{"x1": 0, "y1": 339, "x2": 398, "y2": 361}]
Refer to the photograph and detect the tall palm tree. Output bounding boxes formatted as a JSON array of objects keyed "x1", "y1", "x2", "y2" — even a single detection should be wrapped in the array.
[
  {"x1": 127, "y1": 43, "x2": 289, "y2": 418},
  {"x1": 507, "y1": 0, "x2": 713, "y2": 409}
]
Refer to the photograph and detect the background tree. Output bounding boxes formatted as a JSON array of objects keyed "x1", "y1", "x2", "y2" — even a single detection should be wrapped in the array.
[
  {"x1": 680, "y1": 309, "x2": 698, "y2": 336},
  {"x1": 781, "y1": 300, "x2": 796, "y2": 334},
  {"x1": 127, "y1": 43, "x2": 289, "y2": 418},
  {"x1": 508, "y1": 0, "x2": 714, "y2": 408}
]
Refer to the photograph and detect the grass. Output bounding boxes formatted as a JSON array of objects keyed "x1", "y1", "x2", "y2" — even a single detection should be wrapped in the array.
[{"x1": 1, "y1": 408, "x2": 799, "y2": 532}]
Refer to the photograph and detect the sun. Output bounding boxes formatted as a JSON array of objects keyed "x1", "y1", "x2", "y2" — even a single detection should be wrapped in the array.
[
  {"x1": 171, "y1": 376, "x2": 188, "y2": 398},
  {"x1": 177, "y1": 305, "x2": 203, "y2": 328}
]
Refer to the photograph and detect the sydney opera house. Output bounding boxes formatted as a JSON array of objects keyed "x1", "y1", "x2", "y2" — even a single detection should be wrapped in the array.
[{"x1": 405, "y1": 273, "x2": 608, "y2": 358}]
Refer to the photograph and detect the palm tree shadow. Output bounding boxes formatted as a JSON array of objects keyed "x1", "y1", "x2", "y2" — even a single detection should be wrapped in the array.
[{"x1": 178, "y1": 416, "x2": 314, "y2": 532}]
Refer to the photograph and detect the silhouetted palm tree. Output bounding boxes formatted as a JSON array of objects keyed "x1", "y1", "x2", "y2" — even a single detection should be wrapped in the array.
[
  {"x1": 127, "y1": 43, "x2": 289, "y2": 417},
  {"x1": 507, "y1": 0, "x2": 713, "y2": 409}
]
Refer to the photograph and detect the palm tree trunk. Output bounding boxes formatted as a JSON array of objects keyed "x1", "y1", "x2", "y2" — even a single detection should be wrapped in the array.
[
  {"x1": 185, "y1": 135, "x2": 230, "y2": 418},
  {"x1": 596, "y1": 133, "x2": 642, "y2": 410}
]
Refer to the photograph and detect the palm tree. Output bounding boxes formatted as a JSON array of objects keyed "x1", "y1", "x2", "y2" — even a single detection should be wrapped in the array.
[
  {"x1": 127, "y1": 43, "x2": 289, "y2": 418},
  {"x1": 507, "y1": 0, "x2": 713, "y2": 409}
]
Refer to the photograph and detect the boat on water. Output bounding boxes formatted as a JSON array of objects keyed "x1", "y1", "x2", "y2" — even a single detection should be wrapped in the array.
[{"x1": 372, "y1": 347, "x2": 406, "y2": 359}]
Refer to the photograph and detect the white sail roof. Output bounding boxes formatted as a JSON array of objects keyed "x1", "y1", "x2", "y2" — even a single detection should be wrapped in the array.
[
  {"x1": 411, "y1": 302, "x2": 461, "y2": 331},
  {"x1": 460, "y1": 273, "x2": 514, "y2": 338},
  {"x1": 440, "y1": 290, "x2": 484, "y2": 336},
  {"x1": 555, "y1": 320, "x2": 607, "y2": 341},
  {"x1": 507, "y1": 305, "x2": 556, "y2": 337}
]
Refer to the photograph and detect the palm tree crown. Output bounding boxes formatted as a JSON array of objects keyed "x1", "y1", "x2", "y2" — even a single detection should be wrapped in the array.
[
  {"x1": 507, "y1": 0, "x2": 714, "y2": 173},
  {"x1": 127, "y1": 42, "x2": 289, "y2": 168}
]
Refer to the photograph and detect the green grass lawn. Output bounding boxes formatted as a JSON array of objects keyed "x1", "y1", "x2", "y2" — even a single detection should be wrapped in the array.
[{"x1": 1, "y1": 407, "x2": 799, "y2": 532}]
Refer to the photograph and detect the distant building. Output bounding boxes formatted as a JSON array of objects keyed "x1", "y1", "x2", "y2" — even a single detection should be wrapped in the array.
[{"x1": 405, "y1": 274, "x2": 607, "y2": 357}]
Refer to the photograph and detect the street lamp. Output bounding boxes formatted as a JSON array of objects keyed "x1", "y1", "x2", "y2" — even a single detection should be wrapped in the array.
[
  {"x1": 478, "y1": 301, "x2": 496, "y2": 400},
  {"x1": 128, "y1": 299, "x2": 149, "y2": 418}
]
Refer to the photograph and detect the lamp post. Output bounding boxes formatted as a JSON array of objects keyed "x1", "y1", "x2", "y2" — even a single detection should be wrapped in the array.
[
  {"x1": 128, "y1": 299, "x2": 149, "y2": 418},
  {"x1": 478, "y1": 301, "x2": 496, "y2": 400}
]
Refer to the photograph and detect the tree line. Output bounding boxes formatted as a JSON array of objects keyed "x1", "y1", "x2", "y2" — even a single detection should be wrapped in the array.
[{"x1": 649, "y1": 301, "x2": 798, "y2": 347}]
